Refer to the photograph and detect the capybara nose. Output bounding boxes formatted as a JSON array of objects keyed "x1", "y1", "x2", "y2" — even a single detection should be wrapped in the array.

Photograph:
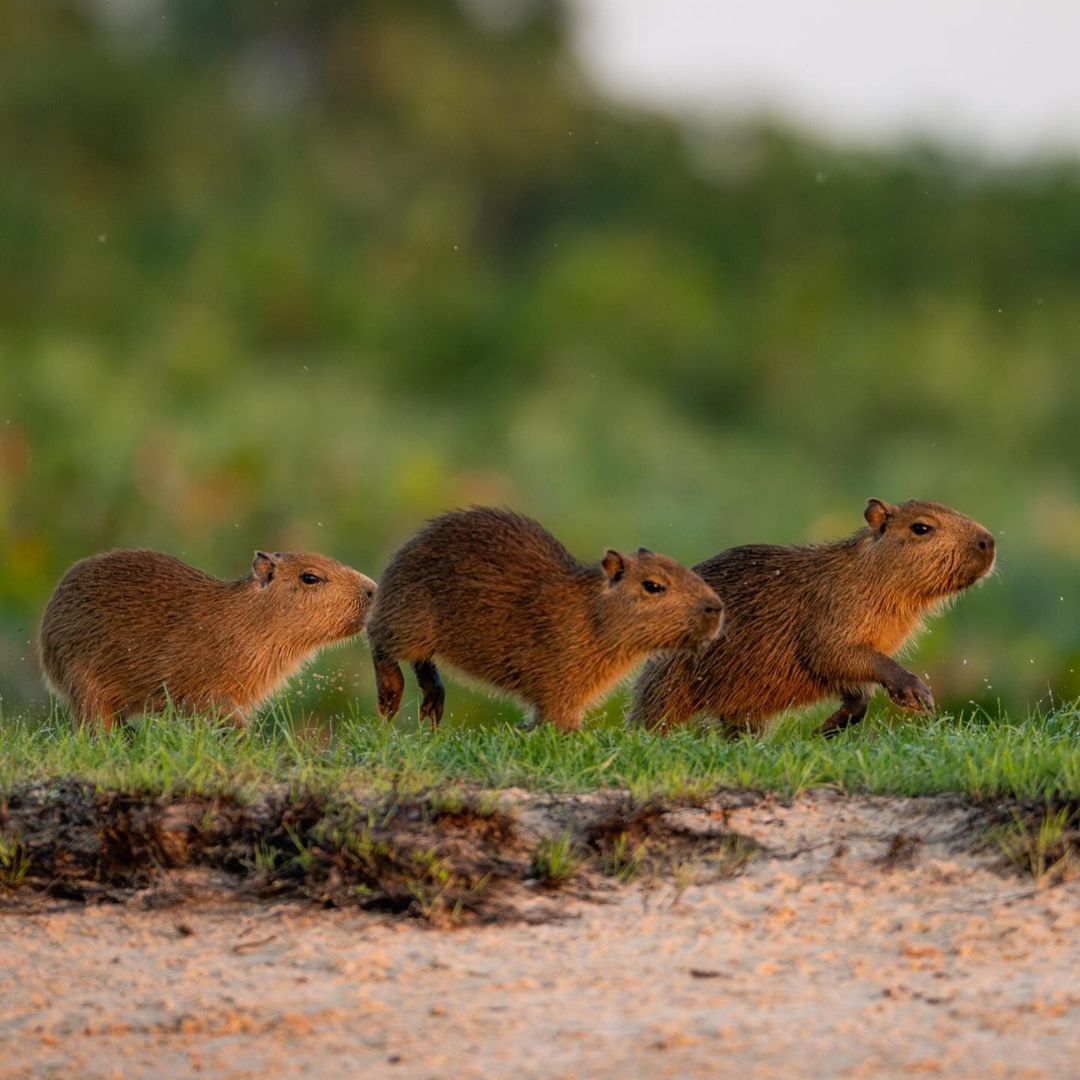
[
  {"x1": 698, "y1": 590, "x2": 723, "y2": 617},
  {"x1": 976, "y1": 531, "x2": 995, "y2": 555},
  {"x1": 698, "y1": 596, "x2": 724, "y2": 639}
]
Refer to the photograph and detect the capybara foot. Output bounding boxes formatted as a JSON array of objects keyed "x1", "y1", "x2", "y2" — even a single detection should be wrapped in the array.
[
  {"x1": 819, "y1": 688, "x2": 871, "y2": 738},
  {"x1": 375, "y1": 660, "x2": 405, "y2": 720},
  {"x1": 412, "y1": 660, "x2": 445, "y2": 728},
  {"x1": 227, "y1": 708, "x2": 249, "y2": 729},
  {"x1": 887, "y1": 671, "x2": 935, "y2": 714},
  {"x1": 546, "y1": 709, "x2": 584, "y2": 732},
  {"x1": 71, "y1": 690, "x2": 120, "y2": 732},
  {"x1": 418, "y1": 691, "x2": 444, "y2": 728},
  {"x1": 515, "y1": 706, "x2": 583, "y2": 731}
]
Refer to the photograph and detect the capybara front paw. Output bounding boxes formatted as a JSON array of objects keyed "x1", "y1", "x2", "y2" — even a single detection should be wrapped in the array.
[
  {"x1": 418, "y1": 695, "x2": 444, "y2": 728},
  {"x1": 889, "y1": 673, "x2": 935, "y2": 714},
  {"x1": 377, "y1": 684, "x2": 402, "y2": 720}
]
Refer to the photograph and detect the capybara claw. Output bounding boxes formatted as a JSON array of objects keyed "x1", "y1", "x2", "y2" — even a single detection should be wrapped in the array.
[{"x1": 889, "y1": 674, "x2": 935, "y2": 714}]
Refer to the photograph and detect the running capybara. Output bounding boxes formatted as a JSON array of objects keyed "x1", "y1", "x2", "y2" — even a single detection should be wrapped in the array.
[
  {"x1": 629, "y1": 499, "x2": 995, "y2": 735},
  {"x1": 366, "y1": 507, "x2": 723, "y2": 730}
]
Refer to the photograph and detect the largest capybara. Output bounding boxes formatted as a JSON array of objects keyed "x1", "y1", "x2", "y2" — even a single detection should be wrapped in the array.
[
  {"x1": 366, "y1": 507, "x2": 723, "y2": 730},
  {"x1": 629, "y1": 499, "x2": 995, "y2": 735},
  {"x1": 39, "y1": 549, "x2": 377, "y2": 728}
]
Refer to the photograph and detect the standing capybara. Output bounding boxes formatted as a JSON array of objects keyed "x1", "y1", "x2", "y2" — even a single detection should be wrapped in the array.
[
  {"x1": 39, "y1": 549, "x2": 377, "y2": 728},
  {"x1": 629, "y1": 499, "x2": 995, "y2": 736},
  {"x1": 366, "y1": 507, "x2": 723, "y2": 730}
]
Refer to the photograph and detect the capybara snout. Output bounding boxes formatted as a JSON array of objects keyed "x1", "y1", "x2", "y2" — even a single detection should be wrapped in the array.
[
  {"x1": 973, "y1": 528, "x2": 996, "y2": 573},
  {"x1": 601, "y1": 547, "x2": 724, "y2": 650},
  {"x1": 257, "y1": 551, "x2": 377, "y2": 641},
  {"x1": 694, "y1": 593, "x2": 725, "y2": 643}
]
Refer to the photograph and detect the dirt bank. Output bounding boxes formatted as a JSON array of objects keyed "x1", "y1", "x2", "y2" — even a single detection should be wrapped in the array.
[{"x1": 1, "y1": 790, "x2": 1077, "y2": 1079}]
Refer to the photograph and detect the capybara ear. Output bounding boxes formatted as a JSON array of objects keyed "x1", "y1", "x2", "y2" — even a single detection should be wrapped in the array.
[
  {"x1": 252, "y1": 551, "x2": 277, "y2": 585},
  {"x1": 864, "y1": 499, "x2": 894, "y2": 531},
  {"x1": 637, "y1": 546, "x2": 653, "y2": 555},
  {"x1": 602, "y1": 549, "x2": 627, "y2": 583}
]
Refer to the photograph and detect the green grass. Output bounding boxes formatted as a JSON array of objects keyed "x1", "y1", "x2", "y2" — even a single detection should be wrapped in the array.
[{"x1": 0, "y1": 699, "x2": 1077, "y2": 803}]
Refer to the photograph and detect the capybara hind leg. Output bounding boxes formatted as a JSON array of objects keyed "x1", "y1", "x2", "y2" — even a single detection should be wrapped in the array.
[
  {"x1": 627, "y1": 671, "x2": 691, "y2": 732},
  {"x1": 412, "y1": 660, "x2": 445, "y2": 728},
  {"x1": 374, "y1": 656, "x2": 405, "y2": 720},
  {"x1": 71, "y1": 692, "x2": 118, "y2": 732},
  {"x1": 78, "y1": 704, "x2": 118, "y2": 730},
  {"x1": 517, "y1": 708, "x2": 542, "y2": 732},
  {"x1": 226, "y1": 707, "x2": 248, "y2": 728},
  {"x1": 628, "y1": 691, "x2": 694, "y2": 733},
  {"x1": 625, "y1": 696, "x2": 658, "y2": 729},
  {"x1": 550, "y1": 712, "x2": 584, "y2": 732},
  {"x1": 532, "y1": 703, "x2": 583, "y2": 732},
  {"x1": 819, "y1": 686, "x2": 872, "y2": 738},
  {"x1": 650, "y1": 705, "x2": 698, "y2": 734}
]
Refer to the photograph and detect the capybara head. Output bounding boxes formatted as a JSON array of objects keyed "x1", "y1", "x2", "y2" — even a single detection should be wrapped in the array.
[
  {"x1": 596, "y1": 547, "x2": 723, "y2": 650},
  {"x1": 251, "y1": 551, "x2": 377, "y2": 645},
  {"x1": 862, "y1": 499, "x2": 996, "y2": 600}
]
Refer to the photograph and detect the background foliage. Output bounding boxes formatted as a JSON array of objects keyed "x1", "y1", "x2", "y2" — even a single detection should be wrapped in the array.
[{"x1": 1, "y1": 0, "x2": 1077, "y2": 721}]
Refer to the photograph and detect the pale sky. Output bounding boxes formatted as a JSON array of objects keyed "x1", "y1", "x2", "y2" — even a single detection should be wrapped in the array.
[{"x1": 570, "y1": 0, "x2": 1080, "y2": 158}]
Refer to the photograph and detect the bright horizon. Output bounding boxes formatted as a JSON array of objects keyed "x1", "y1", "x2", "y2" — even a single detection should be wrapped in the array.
[{"x1": 571, "y1": 0, "x2": 1080, "y2": 159}]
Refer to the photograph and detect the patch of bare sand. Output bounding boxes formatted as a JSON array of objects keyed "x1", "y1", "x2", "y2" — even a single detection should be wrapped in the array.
[{"x1": 1, "y1": 790, "x2": 1077, "y2": 1080}]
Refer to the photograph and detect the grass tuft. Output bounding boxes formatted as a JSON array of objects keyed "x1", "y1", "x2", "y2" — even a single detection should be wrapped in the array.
[
  {"x1": 0, "y1": 832, "x2": 31, "y2": 887},
  {"x1": 532, "y1": 832, "x2": 584, "y2": 884},
  {"x1": 991, "y1": 806, "x2": 1079, "y2": 885}
]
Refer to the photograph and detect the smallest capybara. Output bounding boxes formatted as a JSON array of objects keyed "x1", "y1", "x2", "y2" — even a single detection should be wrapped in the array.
[
  {"x1": 366, "y1": 507, "x2": 723, "y2": 730},
  {"x1": 39, "y1": 549, "x2": 377, "y2": 728}
]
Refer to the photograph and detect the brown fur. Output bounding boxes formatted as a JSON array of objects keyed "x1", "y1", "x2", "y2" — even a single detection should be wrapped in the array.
[
  {"x1": 366, "y1": 507, "x2": 723, "y2": 730},
  {"x1": 629, "y1": 499, "x2": 996, "y2": 736},
  {"x1": 39, "y1": 549, "x2": 377, "y2": 728}
]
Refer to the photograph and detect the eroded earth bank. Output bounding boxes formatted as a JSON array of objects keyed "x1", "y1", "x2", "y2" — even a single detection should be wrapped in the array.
[{"x1": 1, "y1": 789, "x2": 1078, "y2": 1079}]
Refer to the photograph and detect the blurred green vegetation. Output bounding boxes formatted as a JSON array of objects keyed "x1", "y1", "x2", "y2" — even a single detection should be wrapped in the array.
[{"x1": 0, "y1": 0, "x2": 1077, "y2": 719}]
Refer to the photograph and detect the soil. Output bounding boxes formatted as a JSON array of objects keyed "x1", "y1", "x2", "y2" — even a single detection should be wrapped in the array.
[{"x1": 1, "y1": 788, "x2": 1078, "y2": 1079}]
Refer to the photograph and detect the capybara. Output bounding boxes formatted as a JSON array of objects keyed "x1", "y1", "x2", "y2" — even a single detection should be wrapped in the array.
[
  {"x1": 366, "y1": 507, "x2": 723, "y2": 730},
  {"x1": 629, "y1": 499, "x2": 995, "y2": 735},
  {"x1": 39, "y1": 549, "x2": 377, "y2": 728}
]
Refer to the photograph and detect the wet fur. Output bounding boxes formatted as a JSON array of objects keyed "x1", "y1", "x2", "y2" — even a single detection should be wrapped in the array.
[{"x1": 629, "y1": 499, "x2": 996, "y2": 735}]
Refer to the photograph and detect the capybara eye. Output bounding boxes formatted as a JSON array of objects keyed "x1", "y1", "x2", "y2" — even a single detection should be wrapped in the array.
[
  {"x1": 910, "y1": 523, "x2": 934, "y2": 536},
  {"x1": 300, "y1": 572, "x2": 323, "y2": 585},
  {"x1": 641, "y1": 580, "x2": 666, "y2": 595}
]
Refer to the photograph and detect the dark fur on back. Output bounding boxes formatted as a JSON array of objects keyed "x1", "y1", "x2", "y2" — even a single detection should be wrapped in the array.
[
  {"x1": 629, "y1": 499, "x2": 995, "y2": 735},
  {"x1": 39, "y1": 549, "x2": 376, "y2": 728},
  {"x1": 367, "y1": 507, "x2": 723, "y2": 730}
]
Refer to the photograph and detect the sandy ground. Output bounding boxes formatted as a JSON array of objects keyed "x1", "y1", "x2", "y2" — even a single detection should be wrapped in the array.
[{"x1": 1, "y1": 790, "x2": 1077, "y2": 1080}]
